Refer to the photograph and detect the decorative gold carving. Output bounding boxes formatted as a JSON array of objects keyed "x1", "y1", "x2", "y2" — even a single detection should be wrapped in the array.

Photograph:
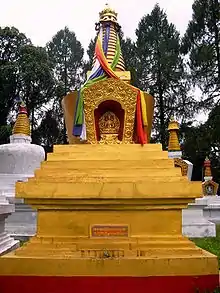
[
  {"x1": 84, "y1": 78, "x2": 137, "y2": 144},
  {"x1": 80, "y1": 249, "x2": 125, "y2": 259},
  {"x1": 99, "y1": 134, "x2": 122, "y2": 144},
  {"x1": 174, "y1": 158, "x2": 188, "y2": 176},
  {"x1": 202, "y1": 180, "x2": 219, "y2": 196}
]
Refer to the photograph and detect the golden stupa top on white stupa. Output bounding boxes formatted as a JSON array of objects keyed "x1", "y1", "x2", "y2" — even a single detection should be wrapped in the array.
[{"x1": 12, "y1": 102, "x2": 31, "y2": 136}]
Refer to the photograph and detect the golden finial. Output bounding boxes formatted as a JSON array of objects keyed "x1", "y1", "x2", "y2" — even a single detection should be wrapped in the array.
[
  {"x1": 99, "y1": 3, "x2": 118, "y2": 23},
  {"x1": 168, "y1": 117, "x2": 181, "y2": 151},
  {"x1": 204, "y1": 157, "x2": 212, "y2": 178},
  {"x1": 12, "y1": 101, "x2": 31, "y2": 136}
]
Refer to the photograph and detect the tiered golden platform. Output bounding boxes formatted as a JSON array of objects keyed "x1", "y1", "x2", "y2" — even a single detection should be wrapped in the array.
[{"x1": 0, "y1": 144, "x2": 218, "y2": 282}]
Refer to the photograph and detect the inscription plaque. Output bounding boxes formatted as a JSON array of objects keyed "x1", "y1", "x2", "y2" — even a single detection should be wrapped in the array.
[{"x1": 91, "y1": 225, "x2": 129, "y2": 237}]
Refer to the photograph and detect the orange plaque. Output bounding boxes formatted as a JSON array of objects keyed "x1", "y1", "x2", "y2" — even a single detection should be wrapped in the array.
[{"x1": 91, "y1": 225, "x2": 129, "y2": 237}]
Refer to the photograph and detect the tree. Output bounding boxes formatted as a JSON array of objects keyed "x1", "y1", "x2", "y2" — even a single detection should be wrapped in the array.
[
  {"x1": 120, "y1": 37, "x2": 138, "y2": 86},
  {"x1": 182, "y1": 0, "x2": 220, "y2": 108},
  {"x1": 47, "y1": 26, "x2": 84, "y2": 92},
  {"x1": 0, "y1": 27, "x2": 30, "y2": 127},
  {"x1": 136, "y1": 4, "x2": 196, "y2": 148},
  {"x1": 46, "y1": 27, "x2": 84, "y2": 143},
  {"x1": 181, "y1": 105, "x2": 220, "y2": 184},
  {"x1": 33, "y1": 109, "x2": 62, "y2": 149},
  {"x1": 86, "y1": 37, "x2": 96, "y2": 68},
  {"x1": 181, "y1": 122, "x2": 210, "y2": 180},
  {"x1": 17, "y1": 45, "x2": 54, "y2": 135}
]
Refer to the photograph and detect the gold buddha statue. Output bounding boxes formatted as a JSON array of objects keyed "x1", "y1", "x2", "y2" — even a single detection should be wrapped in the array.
[
  {"x1": 99, "y1": 111, "x2": 121, "y2": 144},
  {"x1": 62, "y1": 4, "x2": 154, "y2": 145}
]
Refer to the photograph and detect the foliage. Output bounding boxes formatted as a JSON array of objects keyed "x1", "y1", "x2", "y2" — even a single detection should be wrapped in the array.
[
  {"x1": 182, "y1": 0, "x2": 220, "y2": 108},
  {"x1": 46, "y1": 27, "x2": 84, "y2": 144},
  {"x1": 0, "y1": 27, "x2": 30, "y2": 143},
  {"x1": 33, "y1": 109, "x2": 63, "y2": 147},
  {"x1": 192, "y1": 225, "x2": 220, "y2": 293},
  {"x1": 136, "y1": 4, "x2": 195, "y2": 149},
  {"x1": 0, "y1": 125, "x2": 12, "y2": 144},
  {"x1": 192, "y1": 225, "x2": 220, "y2": 265},
  {"x1": 86, "y1": 37, "x2": 96, "y2": 69},
  {"x1": 181, "y1": 105, "x2": 220, "y2": 184},
  {"x1": 47, "y1": 26, "x2": 84, "y2": 93},
  {"x1": 120, "y1": 37, "x2": 138, "y2": 86},
  {"x1": 17, "y1": 45, "x2": 54, "y2": 133}
]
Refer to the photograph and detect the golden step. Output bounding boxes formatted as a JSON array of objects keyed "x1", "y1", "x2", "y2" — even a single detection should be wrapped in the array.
[
  {"x1": 28, "y1": 175, "x2": 187, "y2": 183},
  {"x1": 35, "y1": 168, "x2": 181, "y2": 178},
  {"x1": 47, "y1": 151, "x2": 168, "y2": 161},
  {"x1": 16, "y1": 181, "x2": 201, "y2": 198},
  {"x1": 41, "y1": 159, "x2": 174, "y2": 170},
  {"x1": 53, "y1": 144, "x2": 163, "y2": 153}
]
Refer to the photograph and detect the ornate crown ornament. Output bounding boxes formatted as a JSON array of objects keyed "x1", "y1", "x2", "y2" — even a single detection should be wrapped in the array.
[{"x1": 99, "y1": 3, "x2": 118, "y2": 23}]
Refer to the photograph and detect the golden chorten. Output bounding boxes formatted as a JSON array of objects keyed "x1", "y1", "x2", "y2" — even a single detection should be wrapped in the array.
[
  {"x1": 202, "y1": 157, "x2": 219, "y2": 196},
  {"x1": 63, "y1": 3, "x2": 154, "y2": 145},
  {"x1": 168, "y1": 117, "x2": 181, "y2": 151},
  {"x1": 204, "y1": 157, "x2": 212, "y2": 178},
  {"x1": 0, "y1": 5, "x2": 219, "y2": 293},
  {"x1": 12, "y1": 102, "x2": 30, "y2": 136}
]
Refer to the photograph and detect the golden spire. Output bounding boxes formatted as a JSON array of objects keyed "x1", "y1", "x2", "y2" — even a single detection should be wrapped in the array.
[
  {"x1": 168, "y1": 117, "x2": 181, "y2": 151},
  {"x1": 12, "y1": 101, "x2": 31, "y2": 136},
  {"x1": 92, "y1": 4, "x2": 125, "y2": 72},
  {"x1": 204, "y1": 157, "x2": 212, "y2": 179}
]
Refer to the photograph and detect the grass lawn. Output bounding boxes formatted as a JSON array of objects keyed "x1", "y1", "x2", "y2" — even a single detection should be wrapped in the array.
[
  {"x1": 191, "y1": 226, "x2": 220, "y2": 292},
  {"x1": 191, "y1": 225, "x2": 220, "y2": 266}
]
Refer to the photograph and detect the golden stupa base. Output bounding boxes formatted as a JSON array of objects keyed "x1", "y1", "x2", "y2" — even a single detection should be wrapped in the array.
[{"x1": 0, "y1": 144, "x2": 218, "y2": 293}]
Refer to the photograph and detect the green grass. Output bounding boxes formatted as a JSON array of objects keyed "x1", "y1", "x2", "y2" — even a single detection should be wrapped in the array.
[
  {"x1": 191, "y1": 225, "x2": 220, "y2": 266},
  {"x1": 192, "y1": 227, "x2": 220, "y2": 292}
]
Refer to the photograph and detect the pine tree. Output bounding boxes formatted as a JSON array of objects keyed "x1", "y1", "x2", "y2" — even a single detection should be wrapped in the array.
[
  {"x1": 46, "y1": 27, "x2": 84, "y2": 143},
  {"x1": 120, "y1": 37, "x2": 138, "y2": 86},
  {"x1": 0, "y1": 27, "x2": 29, "y2": 126},
  {"x1": 47, "y1": 26, "x2": 84, "y2": 93},
  {"x1": 136, "y1": 4, "x2": 195, "y2": 148},
  {"x1": 17, "y1": 45, "x2": 54, "y2": 134},
  {"x1": 182, "y1": 0, "x2": 220, "y2": 107},
  {"x1": 0, "y1": 26, "x2": 30, "y2": 143}
]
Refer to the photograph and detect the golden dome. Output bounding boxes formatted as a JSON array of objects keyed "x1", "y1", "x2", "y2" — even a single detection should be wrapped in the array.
[
  {"x1": 12, "y1": 102, "x2": 31, "y2": 136},
  {"x1": 99, "y1": 3, "x2": 118, "y2": 23}
]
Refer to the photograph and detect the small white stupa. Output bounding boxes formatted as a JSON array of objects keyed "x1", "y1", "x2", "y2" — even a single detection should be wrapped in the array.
[
  {"x1": 182, "y1": 157, "x2": 217, "y2": 238},
  {"x1": 0, "y1": 101, "x2": 45, "y2": 240},
  {"x1": 0, "y1": 187, "x2": 18, "y2": 254},
  {"x1": 201, "y1": 157, "x2": 220, "y2": 224}
]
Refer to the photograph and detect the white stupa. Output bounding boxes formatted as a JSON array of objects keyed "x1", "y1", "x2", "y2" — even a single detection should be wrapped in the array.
[
  {"x1": 182, "y1": 157, "x2": 218, "y2": 238},
  {"x1": 0, "y1": 102, "x2": 45, "y2": 241},
  {"x1": 201, "y1": 158, "x2": 220, "y2": 224}
]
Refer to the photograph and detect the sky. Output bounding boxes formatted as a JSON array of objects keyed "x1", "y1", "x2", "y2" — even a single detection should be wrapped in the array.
[
  {"x1": 1, "y1": 0, "x2": 194, "y2": 51},
  {"x1": 1, "y1": 0, "x2": 207, "y2": 122}
]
